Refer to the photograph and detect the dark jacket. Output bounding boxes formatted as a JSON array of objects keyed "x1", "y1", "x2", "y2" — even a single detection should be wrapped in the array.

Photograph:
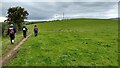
[
  {"x1": 22, "y1": 27, "x2": 28, "y2": 32},
  {"x1": 34, "y1": 27, "x2": 38, "y2": 33},
  {"x1": 7, "y1": 26, "x2": 16, "y2": 36}
]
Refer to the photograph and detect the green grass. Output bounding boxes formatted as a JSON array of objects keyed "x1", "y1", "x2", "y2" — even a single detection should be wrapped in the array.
[
  {"x1": 0, "y1": 36, "x2": 2, "y2": 58},
  {"x1": 2, "y1": 27, "x2": 31, "y2": 57},
  {"x1": 4, "y1": 19, "x2": 118, "y2": 66},
  {"x1": 2, "y1": 32, "x2": 23, "y2": 56},
  {"x1": 0, "y1": 23, "x2": 2, "y2": 57}
]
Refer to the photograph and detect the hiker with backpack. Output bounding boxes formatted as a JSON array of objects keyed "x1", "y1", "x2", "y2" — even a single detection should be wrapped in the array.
[
  {"x1": 34, "y1": 25, "x2": 38, "y2": 36},
  {"x1": 7, "y1": 24, "x2": 16, "y2": 44},
  {"x1": 22, "y1": 26, "x2": 28, "y2": 38}
]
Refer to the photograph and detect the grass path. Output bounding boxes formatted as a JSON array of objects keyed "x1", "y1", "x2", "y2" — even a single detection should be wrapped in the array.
[{"x1": 0, "y1": 33, "x2": 32, "y2": 67}]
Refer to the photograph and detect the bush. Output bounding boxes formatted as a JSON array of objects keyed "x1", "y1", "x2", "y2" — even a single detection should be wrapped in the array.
[{"x1": 2, "y1": 22, "x2": 8, "y2": 37}]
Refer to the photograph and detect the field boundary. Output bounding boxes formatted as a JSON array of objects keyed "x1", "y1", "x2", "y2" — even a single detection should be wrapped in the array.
[{"x1": 0, "y1": 33, "x2": 32, "y2": 67}]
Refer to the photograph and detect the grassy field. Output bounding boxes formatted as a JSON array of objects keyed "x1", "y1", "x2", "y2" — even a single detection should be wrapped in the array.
[
  {"x1": 3, "y1": 18, "x2": 118, "y2": 66},
  {"x1": 0, "y1": 24, "x2": 2, "y2": 57},
  {"x1": 2, "y1": 26, "x2": 31, "y2": 57},
  {"x1": 2, "y1": 32, "x2": 22, "y2": 55}
]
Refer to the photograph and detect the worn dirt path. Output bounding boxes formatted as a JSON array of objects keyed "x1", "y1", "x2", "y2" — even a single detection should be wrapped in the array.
[{"x1": 0, "y1": 33, "x2": 32, "y2": 67}]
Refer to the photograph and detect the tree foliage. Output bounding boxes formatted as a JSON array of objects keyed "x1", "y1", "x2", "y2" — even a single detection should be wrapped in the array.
[{"x1": 6, "y1": 6, "x2": 29, "y2": 31}]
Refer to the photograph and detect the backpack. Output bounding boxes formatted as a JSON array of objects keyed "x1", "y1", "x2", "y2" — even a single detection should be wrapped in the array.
[
  {"x1": 23, "y1": 28, "x2": 26, "y2": 31},
  {"x1": 34, "y1": 27, "x2": 38, "y2": 32},
  {"x1": 9, "y1": 29, "x2": 14, "y2": 34}
]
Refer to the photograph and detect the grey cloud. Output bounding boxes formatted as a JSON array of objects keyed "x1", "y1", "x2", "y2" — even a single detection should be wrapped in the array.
[
  {"x1": 2, "y1": 0, "x2": 119, "y2": 2},
  {"x1": 2, "y1": 2, "x2": 118, "y2": 20}
]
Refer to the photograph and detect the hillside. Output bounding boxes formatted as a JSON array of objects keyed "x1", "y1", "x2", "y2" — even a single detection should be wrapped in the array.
[{"x1": 3, "y1": 19, "x2": 118, "y2": 66}]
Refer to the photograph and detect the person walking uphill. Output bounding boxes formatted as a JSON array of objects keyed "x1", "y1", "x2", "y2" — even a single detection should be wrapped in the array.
[
  {"x1": 7, "y1": 24, "x2": 16, "y2": 44},
  {"x1": 34, "y1": 25, "x2": 38, "y2": 36},
  {"x1": 22, "y1": 26, "x2": 28, "y2": 38}
]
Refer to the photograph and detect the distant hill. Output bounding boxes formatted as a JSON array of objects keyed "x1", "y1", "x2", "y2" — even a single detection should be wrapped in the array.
[{"x1": 110, "y1": 18, "x2": 120, "y2": 20}]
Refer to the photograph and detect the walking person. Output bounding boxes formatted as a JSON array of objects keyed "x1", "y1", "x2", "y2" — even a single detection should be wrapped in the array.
[
  {"x1": 34, "y1": 25, "x2": 38, "y2": 36},
  {"x1": 22, "y1": 26, "x2": 28, "y2": 38},
  {"x1": 7, "y1": 24, "x2": 16, "y2": 44}
]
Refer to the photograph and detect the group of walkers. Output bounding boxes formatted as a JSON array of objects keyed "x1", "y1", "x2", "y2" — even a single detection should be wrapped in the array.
[{"x1": 7, "y1": 24, "x2": 38, "y2": 44}]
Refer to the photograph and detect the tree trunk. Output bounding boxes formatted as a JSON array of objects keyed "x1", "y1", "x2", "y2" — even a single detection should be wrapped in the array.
[{"x1": 17, "y1": 24, "x2": 22, "y2": 31}]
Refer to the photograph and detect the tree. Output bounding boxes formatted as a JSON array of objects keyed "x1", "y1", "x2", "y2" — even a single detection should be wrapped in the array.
[{"x1": 6, "y1": 6, "x2": 29, "y2": 31}]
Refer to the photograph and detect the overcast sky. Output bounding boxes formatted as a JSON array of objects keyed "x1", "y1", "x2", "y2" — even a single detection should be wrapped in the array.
[{"x1": 0, "y1": 0, "x2": 119, "y2": 21}]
